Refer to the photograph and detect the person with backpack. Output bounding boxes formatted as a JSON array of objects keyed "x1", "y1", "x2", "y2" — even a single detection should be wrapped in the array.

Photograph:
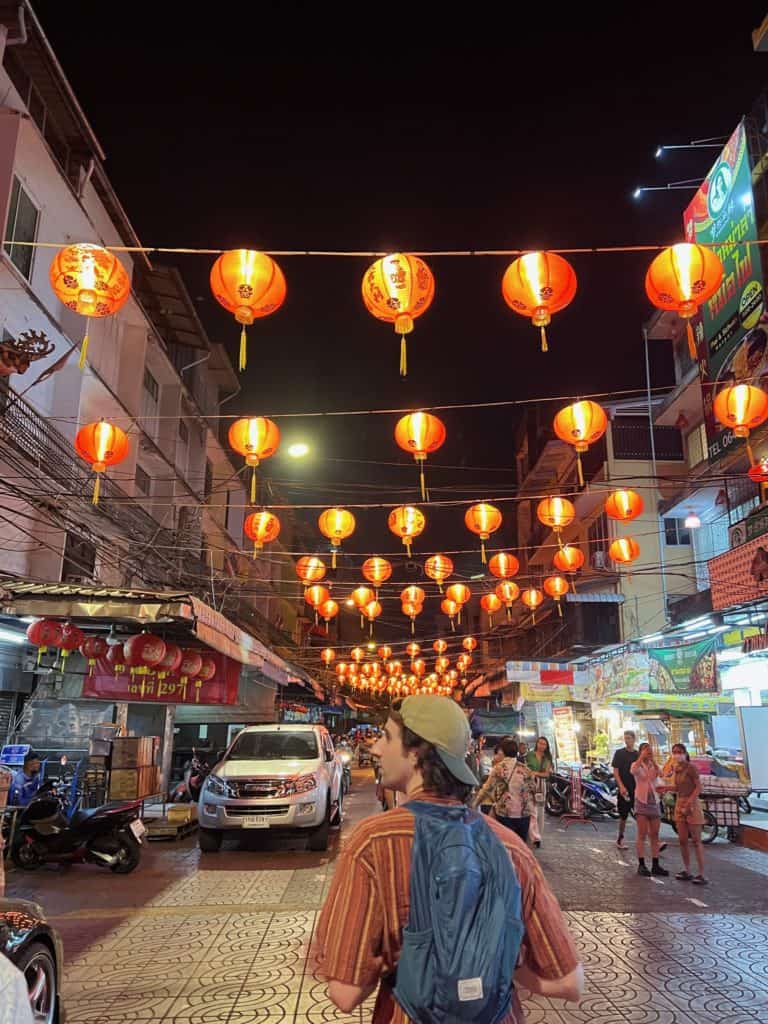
[{"x1": 316, "y1": 695, "x2": 583, "y2": 1022}]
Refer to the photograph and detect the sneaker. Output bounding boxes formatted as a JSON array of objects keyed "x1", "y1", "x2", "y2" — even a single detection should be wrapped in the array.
[
  {"x1": 651, "y1": 864, "x2": 669, "y2": 877},
  {"x1": 637, "y1": 864, "x2": 651, "y2": 876},
  {"x1": 675, "y1": 871, "x2": 693, "y2": 881},
  {"x1": 534, "y1": 840, "x2": 541, "y2": 849},
  {"x1": 617, "y1": 838, "x2": 628, "y2": 850},
  {"x1": 691, "y1": 875, "x2": 709, "y2": 886}
]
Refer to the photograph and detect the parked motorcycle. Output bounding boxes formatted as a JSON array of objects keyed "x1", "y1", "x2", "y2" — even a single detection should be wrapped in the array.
[
  {"x1": 171, "y1": 751, "x2": 211, "y2": 803},
  {"x1": 11, "y1": 780, "x2": 145, "y2": 873},
  {"x1": 545, "y1": 768, "x2": 618, "y2": 818}
]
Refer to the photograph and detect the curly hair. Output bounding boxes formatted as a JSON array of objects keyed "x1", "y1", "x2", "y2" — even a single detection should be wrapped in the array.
[{"x1": 389, "y1": 710, "x2": 474, "y2": 802}]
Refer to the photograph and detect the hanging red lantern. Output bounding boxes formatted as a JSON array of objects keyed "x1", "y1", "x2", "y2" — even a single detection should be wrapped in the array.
[
  {"x1": 363, "y1": 599, "x2": 382, "y2": 636},
  {"x1": 320, "y1": 648, "x2": 336, "y2": 668},
  {"x1": 388, "y1": 505, "x2": 426, "y2": 556},
  {"x1": 457, "y1": 653, "x2": 472, "y2": 671},
  {"x1": 645, "y1": 243, "x2": 723, "y2": 359},
  {"x1": 362, "y1": 557, "x2": 392, "y2": 595},
  {"x1": 57, "y1": 623, "x2": 85, "y2": 671},
  {"x1": 604, "y1": 489, "x2": 644, "y2": 522},
  {"x1": 543, "y1": 575, "x2": 569, "y2": 618},
  {"x1": 178, "y1": 650, "x2": 204, "y2": 701},
  {"x1": 319, "y1": 599, "x2": 339, "y2": 628},
  {"x1": 296, "y1": 555, "x2": 327, "y2": 588},
  {"x1": 553, "y1": 400, "x2": 609, "y2": 486},
  {"x1": 362, "y1": 253, "x2": 436, "y2": 376},
  {"x1": 425, "y1": 553, "x2": 453, "y2": 592},
  {"x1": 377, "y1": 645, "x2": 393, "y2": 661},
  {"x1": 495, "y1": 581, "x2": 521, "y2": 621},
  {"x1": 318, "y1": 508, "x2": 356, "y2": 569},
  {"x1": 124, "y1": 633, "x2": 167, "y2": 680},
  {"x1": 402, "y1": 600, "x2": 423, "y2": 634},
  {"x1": 481, "y1": 592, "x2": 502, "y2": 626},
  {"x1": 305, "y1": 585, "x2": 331, "y2": 625},
  {"x1": 157, "y1": 643, "x2": 183, "y2": 680},
  {"x1": 192, "y1": 656, "x2": 217, "y2": 702},
  {"x1": 244, "y1": 511, "x2": 281, "y2": 556},
  {"x1": 210, "y1": 249, "x2": 286, "y2": 371},
  {"x1": 412, "y1": 657, "x2": 427, "y2": 677},
  {"x1": 609, "y1": 537, "x2": 641, "y2": 566},
  {"x1": 521, "y1": 587, "x2": 544, "y2": 624},
  {"x1": 229, "y1": 417, "x2": 280, "y2": 504},
  {"x1": 394, "y1": 411, "x2": 447, "y2": 500},
  {"x1": 433, "y1": 638, "x2": 448, "y2": 654},
  {"x1": 335, "y1": 661, "x2": 348, "y2": 677},
  {"x1": 748, "y1": 456, "x2": 768, "y2": 483},
  {"x1": 713, "y1": 384, "x2": 768, "y2": 464},
  {"x1": 441, "y1": 598, "x2": 460, "y2": 631},
  {"x1": 49, "y1": 243, "x2": 131, "y2": 368},
  {"x1": 463, "y1": 636, "x2": 478, "y2": 652},
  {"x1": 553, "y1": 544, "x2": 585, "y2": 574},
  {"x1": 106, "y1": 642, "x2": 126, "y2": 676},
  {"x1": 488, "y1": 552, "x2": 520, "y2": 579},
  {"x1": 25, "y1": 619, "x2": 63, "y2": 664},
  {"x1": 537, "y1": 496, "x2": 576, "y2": 536},
  {"x1": 501, "y1": 251, "x2": 577, "y2": 353},
  {"x1": 465, "y1": 503, "x2": 502, "y2": 564},
  {"x1": 350, "y1": 646, "x2": 366, "y2": 664},
  {"x1": 75, "y1": 420, "x2": 129, "y2": 504},
  {"x1": 406, "y1": 642, "x2": 421, "y2": 658},
  {"x1": 401, "y1": 585, "x2": 426, "y2": 607},
  {"x1": 79, "y1": 636, "x2": 108, "y2": 676},
  {"x1": 435, "y1": 655, "x2": 450, "y2": 675}
]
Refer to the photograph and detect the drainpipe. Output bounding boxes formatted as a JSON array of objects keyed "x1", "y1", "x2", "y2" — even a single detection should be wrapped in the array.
[
  {"x1": 643, "y1": 327, "x2": 670, "y2": 629},
  {"x1": 5, "y1": 6, "x2": 28, "y2": 45},
  {"x1": 77, "y1": 156, "x2": 95, "y2": 199}
]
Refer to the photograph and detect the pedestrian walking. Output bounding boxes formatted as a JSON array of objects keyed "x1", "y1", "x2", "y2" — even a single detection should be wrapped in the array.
[
  {"x1": 526, "y1": 736, "x2": 553, "y2": 849},
  {"x1": 316, "y1": 695, "x2": 584, "y2": 1022},
  {"x1": 611, "y1": 730, "x2": 638, "y2": 850},
  {"x1": 473, "y1": 737, "x2": 535, "y2": 842},
  {"x1": 630, "y1": 742, "x2": 668, "y2": 877},
  {"x1": 661, "y1": 742, "x2": 708, "y2": 885}
]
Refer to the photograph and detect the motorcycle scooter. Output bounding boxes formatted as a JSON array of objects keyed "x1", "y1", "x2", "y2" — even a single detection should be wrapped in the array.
[
  {"x1": 171, "y1": 750, "x2": 210, "y2": 803},
  {"x1": 11, "y1": 779, "x2": 145, "y2": 874}
]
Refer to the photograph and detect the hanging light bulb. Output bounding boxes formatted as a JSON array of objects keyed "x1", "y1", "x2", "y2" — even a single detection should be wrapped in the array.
[{"x1": 684, "y1": 510, "x2": 701, "y2": 530}]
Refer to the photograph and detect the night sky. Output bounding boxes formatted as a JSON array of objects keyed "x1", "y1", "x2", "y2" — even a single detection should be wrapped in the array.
[{"x1": 28, "y1": 4, "x2": 768, "y2": 643}]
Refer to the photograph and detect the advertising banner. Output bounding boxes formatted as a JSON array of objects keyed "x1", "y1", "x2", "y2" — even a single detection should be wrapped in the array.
[
  {"x1": 506, "y1": 661, "x2": 589, "y2": 687},
  {"x1": 646, "y1": 638, "x2": 719, "y2": 693},
  {"x1": 683, "y1": 122, "x2": 766, "y2": 463},
  {"x1": 582, "y1": 650, "x2": 651, "y2": 702},
  {"x1": 553, "y1": 706, "x2": 580, "y2": 764},
  {"x1": 83, "y1": 650, "x2": 240, "y2": 705}
]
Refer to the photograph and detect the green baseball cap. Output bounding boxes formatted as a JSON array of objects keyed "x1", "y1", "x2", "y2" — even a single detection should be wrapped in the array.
[{"x1": 398, "y1": 695, "x2": 478, "y2": 786}]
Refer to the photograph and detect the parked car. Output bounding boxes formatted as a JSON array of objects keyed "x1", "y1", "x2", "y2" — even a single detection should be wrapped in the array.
[
  {"x1": 197, "y1": 724, "x2": 344, "y2": 853},
  {"x1": 1, "y1": 897, "x2": 64, "y2": 1023}
]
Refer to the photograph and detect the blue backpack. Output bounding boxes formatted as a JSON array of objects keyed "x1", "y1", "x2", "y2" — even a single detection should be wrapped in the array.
[{"x1": 393, "y1": 801, "x2": 524, "y2": 1024}]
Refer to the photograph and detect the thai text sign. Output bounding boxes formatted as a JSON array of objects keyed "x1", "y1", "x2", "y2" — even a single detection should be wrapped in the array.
[
  {"x1": 684, "y1": 121, "x2": 766, "y2": 464},
  {"x1": 553, "y1": 706, "x2": 580, "y2": 765},
  {"x1": 83, "y1": 650, "x2": 239, "y2": 705}
]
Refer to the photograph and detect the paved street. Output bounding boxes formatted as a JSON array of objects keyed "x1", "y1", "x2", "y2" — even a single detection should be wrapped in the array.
[{"x1": 6, "y1": 770, "x2": 768, "y2": 1023}]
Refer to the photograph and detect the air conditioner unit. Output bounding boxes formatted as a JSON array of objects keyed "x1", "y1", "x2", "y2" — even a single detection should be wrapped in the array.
[
  {"x1": 729, "y1": 521, "x2": 748, "y2": 549},
  {"x1": 591, "y1": 550, "x2": 608, "y2": 570}
]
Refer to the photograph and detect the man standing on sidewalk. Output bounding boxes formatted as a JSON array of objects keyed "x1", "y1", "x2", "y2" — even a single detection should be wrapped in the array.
[
  {"x1": 316, "y1": 695, "x2": 583, "y2": 1022},
  {"x1": 612, "y1": 730, "x2": 639, "y2": 850}
]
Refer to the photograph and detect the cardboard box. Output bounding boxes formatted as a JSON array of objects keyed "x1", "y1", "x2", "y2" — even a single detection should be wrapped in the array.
[
  {"x1": 167, "y1": 803, "x2": 198, "y2": 825},
  {"x1": 88, "y1": 755, "x2": 109, "y2": 768},
  {"x1": 89, "y1": 739, "x2": 111, "y2": 758},
  {"x1": 111, "y1": 737, "x2": 157, "y2": 769},
  {"x1": 109, "y1": 765, "x2": 160, "y2": 800}
]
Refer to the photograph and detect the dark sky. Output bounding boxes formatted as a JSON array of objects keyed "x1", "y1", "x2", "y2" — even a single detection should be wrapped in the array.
[{"x1": 28, "y1": 4, "x2": 768, "y2": 643}]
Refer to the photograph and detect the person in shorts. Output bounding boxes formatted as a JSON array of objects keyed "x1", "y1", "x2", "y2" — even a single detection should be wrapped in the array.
[
  {"x1": 661, "y1": 743, "x2": 708, "y2": 885},
  {"x1": 611, "y1": 731, "x2": 638, "y2": 849},
  {"x1": 630, "y1": 743, "x2": 668, "y2": 877}
]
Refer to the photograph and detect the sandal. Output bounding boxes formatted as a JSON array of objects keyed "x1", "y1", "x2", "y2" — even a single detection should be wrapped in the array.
[
  {"x1": 691, "y1": 875, "x2": 709, "y2": 885},
  {"x1": 675, "y1": 871, "x2": 693, "y2": 881}
]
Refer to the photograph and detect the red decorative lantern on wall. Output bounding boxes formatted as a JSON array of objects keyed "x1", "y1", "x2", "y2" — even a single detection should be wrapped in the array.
[
  {"x1": 75, "y1": 420, "x2": 129, "y2": 504},
  {"x1": 57, "y1": 623, "x2": 84, "y2": 671},
  {"x1": 501, "y1": 251, "x2": 577, "y2": 353},
  {"x1": 106, "y1": 642, "x2": 126, "y2": 676},
  {"x1": 362, "y1": 253, "x2": 436, "y2": 376},
  {"x1": 210, "y1": 249, "x2": 286, "y2": 371},
  {"x1": 80, "y1": 635, "x2": 108, "y2": 676},
  {"x1": 157, "y1": 643, "x2": 183, "y2": 680},
  {"x1": 229, "y1": 416, "x2": 280, "y2": 504},
  {"x1": 124, "y1": 633, "x2": 167, "y2": 693},
  {"x1": 194, "y1": 656, "x2": 217, "y2": 702},
  {"x1": 465, "y1": 502, "x2": 502, "y2": 564},
  {"x1": 26, "y1": 619, "x2": 63, "y2": 664},
  {"x1": 179, "y1": 650, "x2": 204, "y2": 700},
  {"x1": 394, "y1": 411, "x2": 447, "y2": 499},
  {"x1": 645, "y1": 243, "x2": 723, "y2": 359},
  {"x1": 244, "y1": 511, "x2": 281, "y2": 556},
  {"x1": 49, "y1": 242, "x2": 131, "y2": 368}
]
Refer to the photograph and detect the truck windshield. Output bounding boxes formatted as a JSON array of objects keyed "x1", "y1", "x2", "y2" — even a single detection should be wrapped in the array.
[{"x1": 228, "y1": 732, "x2": 319, "y2": 760}]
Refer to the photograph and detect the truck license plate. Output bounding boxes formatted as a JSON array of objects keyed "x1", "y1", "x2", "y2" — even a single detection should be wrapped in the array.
[
  {"x1": 129, "y1": 819, "x2": 147, "y2": 841},
  {"x1": 241, "y1": 815, "x2": 270, "y2": 829}
]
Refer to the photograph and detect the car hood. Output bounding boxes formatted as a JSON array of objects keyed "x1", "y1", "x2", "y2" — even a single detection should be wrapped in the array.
[
  {"x1": 216, "y1": 759, "x2": 321, "y2": 778},
  {"x1": 0, "y1": 897, "x2": 45, "y2": 920}
]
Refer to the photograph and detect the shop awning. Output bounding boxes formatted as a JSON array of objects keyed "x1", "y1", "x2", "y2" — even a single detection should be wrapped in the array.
[{"x1": 565, "y1": 592, "x2": 624, "y2": 603}]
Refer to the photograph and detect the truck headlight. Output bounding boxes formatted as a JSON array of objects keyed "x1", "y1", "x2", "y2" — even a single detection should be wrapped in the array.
[{"x1": 205, "y1": 775, "x2": 230, "y2": 797}]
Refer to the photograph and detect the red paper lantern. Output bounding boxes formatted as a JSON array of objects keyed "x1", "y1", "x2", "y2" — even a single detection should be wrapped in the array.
[
  {"x1": 481, "y1": 593, "x2": 503, "y2": 625},
  {"x1": 321, "y1": 648, "x2": 336, "y2": 667},
  {"x1": 609, "y1": 537, "x2": 641, "y2": 565},
  {"x1": 193, "y1": 656, "x2": 217, "y2": 702},
  {"x1": 75, "y1": 420, "x2": 129, "y2": 504},
  {"x1": 388, "y1": 505, "x2": 426, "y2": 557},
  {"x1": 57, "y1": 623, "x2": 84, "y2": 670},
  {"x1": 210, "y1": 249, "x2": 286, "y2": 371},
  {"x1": 553, "y1": 400, "x2": 608, "y2": 486},
  {"x1": 748, "y1": 457, "x2": 768, "y2": 483},
  {"x1": 157, "y1": 643, "x2": 183, "y2": 679},
  {"x1": 296, "y1": 555, "x2": 327, "y2": 587},
  {"x1": 318, "y1": 507, "x2": 356, "y2": 568},
  {"x1": 229, "y1": 417, "x2": 281, "y2": 504},
  {"x1": 604, "y1": 489, "x2": 644, "y2": 522},
  {"x1": 462, "y1": 636, "x2": 478, "y2": 652},
  {"x1": 488, "y1": 552, "x2": 520, "y2": 579},
  {"x1": 179, "y1": 650, "x2": 204, "y2": 699},
  {"x1": 26, "y1": 619, "x2": 63, "y2": 663},
  {"x1": 124, "y1": 632, "x2": 167, "y2": 677},
  {"x1": 362, "y1": 253, "x2": 436, "y2": 376},
  {"x1": 521, "y1": 587, "x2": 544, "y2": 624},
  {"x1": 244, "y1": 510, "x2": 281, "y2": 555},
  {"x1": 553, "y1": 544, "x2": 585, "y2": 574},
  {"x1": 501, "y1": 251, "x2": 577, "y2": 353},
  {"x1": 394, "y1": 411, "x2": 446, "y2": 499},
  {"x1": 80, "y1": 635, "x2": 108, "y2": 675},
  {"x1": 425, "y1": 553, "x2": 453, "y2": 592},
  {"x1": 378, "y1": 645, "x2": 393, "y2": 660},
  {"x1": 106, "y1": 642, "x2": 126, "y2": 675},
  {"x1": 362, "y1": 556, "x2": 393, "y2": 593},
  {"x1": 645, "y1": 243, "x2": 723, "y2": 359},
  {"x1": 464, "y1": 503, "x2": 502, "y2": 564}
]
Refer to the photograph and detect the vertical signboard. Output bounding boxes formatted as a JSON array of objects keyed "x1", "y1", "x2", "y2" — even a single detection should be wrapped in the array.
[
  {"x1": 684, "y1": 122, "x2": 766, "y2": 463},
  {"x1": 553, "y1": 705, "x2": 580, "y2": 765}
]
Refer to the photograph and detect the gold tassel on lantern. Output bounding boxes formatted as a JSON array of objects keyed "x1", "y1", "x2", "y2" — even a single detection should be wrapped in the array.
[
  {"x1": 332, "y1": 549, "x2": 338, "y2": 569},
  {"x1": 480, "y1": 540, "x2": 487, "y2": 565},
  {"x1": 686, "y1": 322, "x2": 697, "y2": 360},
  {"x1": 400, "y1": 335, "x2": 407, "y2": 377},
  {"x1": 419, "y1": 461, "x2": 426, "y2": 502},
  {"x1": 576, "y1": 452, "x2": 584, "y2": 487},
  {"x1": 239, "y1": 326, "x2": 247, "y2": 372},
  {"x1": 79, "y1": 328, "x2": 90, "y2": 370},
  {"x1": 540, "y1": 325, "x2": 548, "y2": 353},
  {"x1": 250, "y1": 468, "x2": 257, "y2": 505},
  {"x1": 557, "y1": 602, "x2": 563, "y2": 618},
  {"x1": 92, "y1": 473, "x2": 101, "y2": 505}
]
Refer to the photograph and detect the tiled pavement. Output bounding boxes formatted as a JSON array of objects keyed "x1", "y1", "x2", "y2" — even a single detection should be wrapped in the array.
[{"x1": 7, "y1": 771, "x2": 768, "y2": 1023}]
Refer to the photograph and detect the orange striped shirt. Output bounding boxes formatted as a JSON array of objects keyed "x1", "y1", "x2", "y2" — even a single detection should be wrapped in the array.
[{"x1": 316, "y1": 792, "x2": 580, "y2": 1023}]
